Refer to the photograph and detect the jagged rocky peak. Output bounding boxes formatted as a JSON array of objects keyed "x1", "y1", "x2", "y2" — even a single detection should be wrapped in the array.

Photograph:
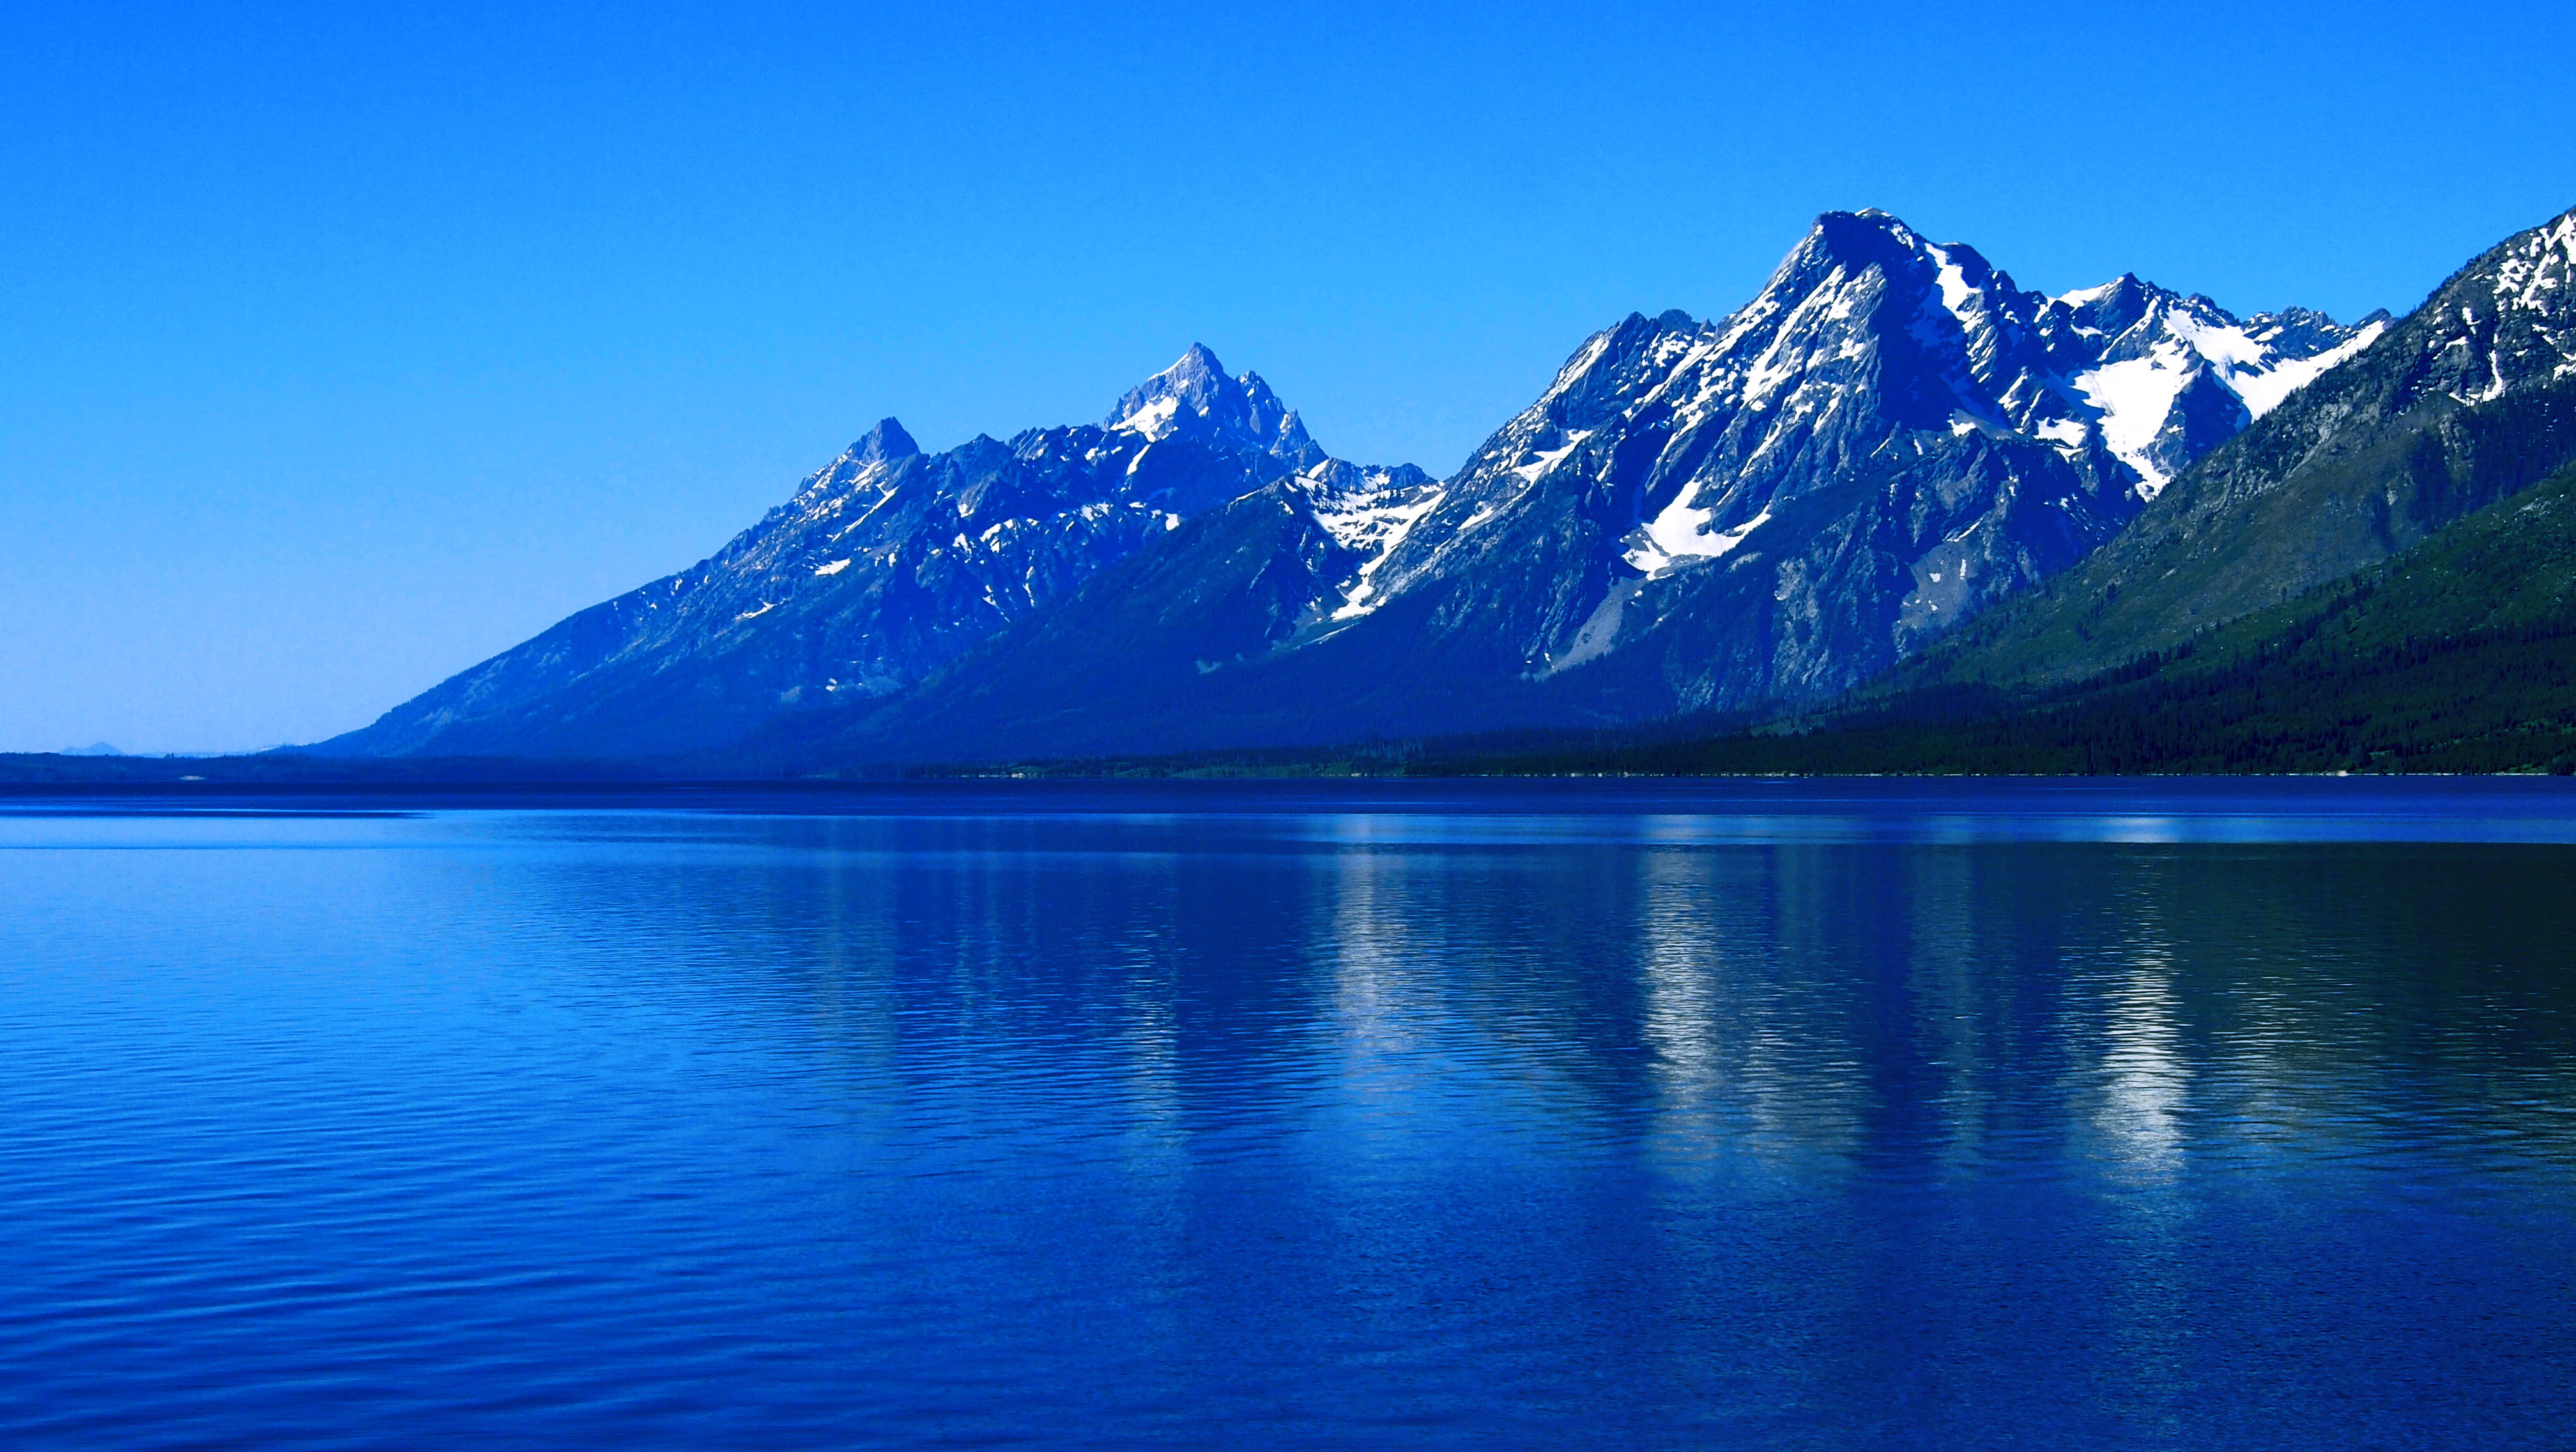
[
  {"x1": 1772, "y1": 209, "x2": 2035, "y2": 329},
  {"x1": 2032, "y1": 267, "x2": 2389, "y2": 498},
  {"x1": 1689, "y1": 208, "x2": 2074, "y2": 435},
  {"x1": 316, "y1": 334, "x2": 1432, "y2": 760},
  {"x1": 2054, "y1": 274, "x2": 2158, "y2": 337},
  {"x1": 1314, "y1": 206, "x2": 2409, "y2": 722},
  {"x1": 1788, "y1": 208, "x2": 1997, "y2": 281},
  {"x1": 2491, "y1": 206, "x2": 2576, "y2": 311},
  {"x1": 848, "y1": 417, "x2": 920, "y2": 464},
  {"x1": 786, "y1": 415, "x2": 928, "y2": 509},
  {"x1": 1457, "y1": 208, "x2": 2395, "y2": 552},
  {"x1": 1102, "y1": 343, "x2": 1328, "y2": 468},
  {"x1": 2391, "y1": 203, "x2": 2576, "y2": 410},
  {"x1": 1514, "y1": 210, "x2": 2046, "y2": 438},
  {"x1": 1747, "y1": 215, "x2": 2384, "y2": 500},
  {"x1": 2250, "y1": 305, "x2": 2392, "y2": 357}
]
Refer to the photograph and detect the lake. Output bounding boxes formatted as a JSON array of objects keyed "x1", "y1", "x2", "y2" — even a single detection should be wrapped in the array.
[{"x1": 2, "y1": 779, "x2": 2572, "y2": 1448}]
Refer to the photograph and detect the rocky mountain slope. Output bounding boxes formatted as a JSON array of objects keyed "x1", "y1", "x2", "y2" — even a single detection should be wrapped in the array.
[
  {"x1": 771, "y1": 211, "x2": 2378, "y2": 763},
  {"x1": 1284, "y1": 212, "x2": 2381, "y2": 709},
  {"x1": 317, "y1": 211, "x2": 2384, "y2": 764},
  {"x1": 1906, "y1": 205, "x2": 2576, "y2": 691},
  {"x1": 311, "y1": 347, "x2": 1431, "y2": 757},
  {"x1": 1572, "y1": 450, "x2": 2576, "y2": 777}
]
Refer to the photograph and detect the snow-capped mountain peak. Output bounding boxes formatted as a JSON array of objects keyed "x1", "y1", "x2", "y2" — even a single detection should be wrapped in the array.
[
  {"x1": 2378, "y1": 202, "x2": 2576, "y2": 410},
  {"x1": 1104, "y1": 343, "x2": 1230, "y2": 438},
  {"x1": 1257, "y1": 208, "x2": 2398, "y2": 718},
  {"x1": 2057, "y1": 286, "x2": 2388, "y2": 495},
  {"x1": 1694, "y1": 214, "x2": 2389, "y2": 499},
  {"x1": 1102, "y1": 344, "x2": 1326, "y2": 468},
  {"x1": 319, "y1": 337, "x2": 1432, "y2": 757}
]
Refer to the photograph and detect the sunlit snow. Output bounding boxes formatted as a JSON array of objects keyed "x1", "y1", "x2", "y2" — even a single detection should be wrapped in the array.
[
  {"x1": 1112, "y1": 394, "x2": 1183, "y2": 440},
  {"x1": 1315, "y1": 477, "x2": 1448, "y2": 622},
  {"x1": 2227, "y1": 320, "x2": 2386, "y2": 415},
  {"x1": 1623, "y1": 493, "x2": 1772, "y2": 576},
  {"x1": 2071, "y1": 351, "x2": 2196, "y2": 496},
  {"x1": 1928, "y1": 245, "x2": 1980, "y2": 324},
  {"x1": 1512, "y1": 431, "x2": 1590, "y2": 483},
  {"x1": 2070, "y1": 311, "x2": 2386, "y2": 498},
  {"x1": 2035, "y1": 418, "x2": 2088, "y2": 451}
]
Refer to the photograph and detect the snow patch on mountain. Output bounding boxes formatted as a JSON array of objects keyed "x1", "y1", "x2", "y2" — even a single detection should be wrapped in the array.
[
  {"x1": 2071, "y1": 354, "x2": 2200, "y2": 495},
  {"x1": 2495, "y1": 212, "x2": 2576, "y2": 313},
  {"x1": 1514, "y1": 432, "x2": 1591, "y2": 483},
  {"x1": 2067, "y1": 297, "x2": 2386, "y2": 497},
  {"x1": 1112, "y1": 394, "x2": 1183, "y2": 440},
  {"x1": 1301, "y1": 465, "x2": 1446, "y2": 622},
  {"x1": 1289, "y1": 208, "x2": 2390, "y2": 712},
  {"x1": 1626, "y1": 491, "x2": 1771, "y2": 576},
  {"x1": 2230, "y1": 320, "x2": 2387, "y2": 414},
  {"x1": 1929, "y1": 247, "x2": 1978, "y2": 320}
]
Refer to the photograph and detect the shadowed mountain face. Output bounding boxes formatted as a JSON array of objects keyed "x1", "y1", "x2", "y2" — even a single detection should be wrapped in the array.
[
  {"x1": 318, "y1": 212, "x2": 2383, "y2": 766},
  {"x1": 1906, "y1": 205, "x2": 2576, "y2": 691}
]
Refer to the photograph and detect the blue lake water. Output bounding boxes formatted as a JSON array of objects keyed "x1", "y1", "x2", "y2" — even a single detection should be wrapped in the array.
[{"x1": 3, "y1": 778, "x2": 2573, "y2": 1448}]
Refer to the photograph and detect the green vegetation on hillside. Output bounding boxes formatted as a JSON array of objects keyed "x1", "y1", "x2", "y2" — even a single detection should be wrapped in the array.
[
  {"x1": 1477, "y1": 459, "x2": 2576, "y2": 776},
  {"x1": 1905, "y1": 378, "x2": 2576, "y2": 693},
  {"x1": 19, "y1": 461, "x2": 2575, "y2": 786}
]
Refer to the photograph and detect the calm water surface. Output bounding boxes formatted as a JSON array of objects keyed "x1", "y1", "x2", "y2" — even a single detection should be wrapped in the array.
[{"x1": 2, "y1": 780, "x2": 2573, "y2": 1448}]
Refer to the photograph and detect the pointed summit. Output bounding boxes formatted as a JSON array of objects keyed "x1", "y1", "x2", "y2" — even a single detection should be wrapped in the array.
[
  {"x1": 1167, "y1": 340, "x2": 1225, "y2": 384},
  {"x1": 851, "y1": 417, "x2": 919, "y2": 465},
  {"x1": 1103, "y1": 344, "x2": 1326, "y2": 467},
  {"x1": 2057, "y1": 272, "x2": 2149, "y2": 318},
  {"x1": 1105, "y1": 344, "x2": 1231, "y2": 434}
]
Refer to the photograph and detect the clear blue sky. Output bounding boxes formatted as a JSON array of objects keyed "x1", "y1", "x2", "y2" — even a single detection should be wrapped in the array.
[{"x1": 4, "y1": 1, "x2": 2570, "y2": 752}]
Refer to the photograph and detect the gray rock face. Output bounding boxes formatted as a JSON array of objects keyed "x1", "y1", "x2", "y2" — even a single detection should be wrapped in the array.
[
  {"x1": 1303, "y1": 213, "x2": 2159, "y2": 714},
  {"x1": 1294, "y1": 213, "x2": 2380, "y2": 714},
  {"x1": 312, "y1": 347, "x2": 1429, "y2": 758}
]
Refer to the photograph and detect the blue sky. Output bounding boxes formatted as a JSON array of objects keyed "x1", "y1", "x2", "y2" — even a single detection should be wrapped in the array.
[{"x1": 4, "y1": 1, "x2": 2571, "y2": 752}]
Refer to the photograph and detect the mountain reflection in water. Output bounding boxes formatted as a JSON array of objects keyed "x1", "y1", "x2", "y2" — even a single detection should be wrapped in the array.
[{"x1": 1, "y1": 782, "x2": 2570, "y2": 1449}]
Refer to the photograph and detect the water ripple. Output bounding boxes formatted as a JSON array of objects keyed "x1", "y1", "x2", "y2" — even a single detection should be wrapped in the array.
[{"x1": 0, "y1": 787, "x2": 2571, "y2": 1448}]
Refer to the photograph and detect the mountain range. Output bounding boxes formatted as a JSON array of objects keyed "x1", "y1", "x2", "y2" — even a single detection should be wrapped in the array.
[
  {"x1": 316, "y1": 346, "x2": 1432, "y2": 758},
  {"x1": 303, "y1": 204, "x2": 2576, "y2": 773}
]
